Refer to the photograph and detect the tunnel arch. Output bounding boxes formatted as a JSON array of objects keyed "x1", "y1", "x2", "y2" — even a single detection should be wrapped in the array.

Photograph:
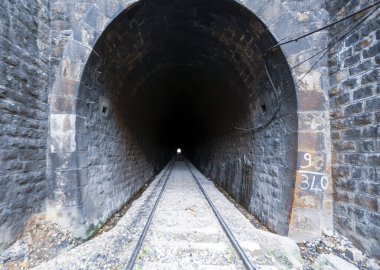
[{"x1": 48, "y1": 0, "x2": 333, "y2": 241}]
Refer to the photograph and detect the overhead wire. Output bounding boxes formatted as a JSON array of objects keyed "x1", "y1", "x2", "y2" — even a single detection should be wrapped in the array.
[
  {"x1": 234, "y1": 45, "x2": 281, "y2": 131},
  {"x1": 265, "y1": 0, "x2": 380, "y2": 55},
  {"x1": 295, "y1": 6, "x2": 378, "y2": 84},
  {"x1": 234, "y1": 2, "x2": 379, "y2": 131}
]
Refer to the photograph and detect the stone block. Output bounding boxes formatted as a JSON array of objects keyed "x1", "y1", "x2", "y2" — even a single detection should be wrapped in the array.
[
  {"x1": 73, "y1": 22, "x2": 99, "y2": 48},
  {"x1": 367, "y1": 154, "x2": 380, "y2": 166},
  {"x1": 356, "y1": 140, "x2": 375, "y2": 152},
  {"x1": 344, "y1": 153, "x2": 364, "y2": 165},
  {"x1": 344, "y1": 102, "x2": 363, "y2": 114},
  {"x1": 344, "y1": 54, "x2": 360, "y2": 68},
  {"x1": 354, "y1": 194, "x2": 378, "y2": 212},
  {"x1": 50, "y1": 114, "x2": 76, "y2": 153},
  {"x1": 333, "y1": 93, "x2": 351, "y2": 106},
  {"x1": 348, "y1": 60, "x2": 373, "y2": 76},
  {"x1": 53, "y1": 187, "x2": 81, "y2": 208},
  {"x1": 362, "y1": 69, "x2": 378, "y2": 85},
  {"x1": 340, "y1": 47, "x2": 352, "y2": 59},
  {"x1": 345, "y1": 247, "x2": 364, "y2": 262},
  {"x1": 345, "y1": 32, "x2": 360, "y2": 47},
  {"x1": 358, "y1": 182, "x2": 379, "y2": 196},
  {"x1": 353, "y1": 85, "x2": 373, "y2": 100},
  {"x1": 363, "y1": 42, "x2": 379, "y2": 59},
  {"x1": 366, "y1": 97, "x2": 380, "y2": 111},
  {"x1": 54, "y1": 169, "x2": 81, "y2": 189},
  {"x1": 342, "y1": 78, "x2": 357, "y2": 89},
  {"x1": 288, "y1": 208, "x2": 323, "y2": 241},
  {"x1": 50, "y1": 96, "x2": 77, "y2": 114},
  {"x1": 354, "y1": 37, "x2": 373, "y2": 51},
  {"x1": 343, "y1": 128, "x2": 361, "y2": 140},
  {"x1": 51, "y1": 76, "x2": 80, "y2": 97},
  {"x1": 313, "y1": 254, "x2": 358, "y2": 270},
  {"x1": 59, "y1": 58, "x2": 84, "y2": 81}
]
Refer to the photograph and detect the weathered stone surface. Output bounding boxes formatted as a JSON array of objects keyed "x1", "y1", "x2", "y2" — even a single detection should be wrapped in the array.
[
  {"x1": 0, "y1": 0, "x2": 49, "y2": 252},
  {"x1": 45, "y1": 0, "x2": 329, "y2": 242},
  {"x1": 0, "y1": 0, "x2": 377, "y2": 263},
  {"x1": 345, "y1": 247, "x2": 364, "y2": 262},
  {"x1": 327, "y1": 0, "x2": 379, "y2": 259},
  {"x1": 312, "y1": 253, "x2": 359, "y2": 270}
]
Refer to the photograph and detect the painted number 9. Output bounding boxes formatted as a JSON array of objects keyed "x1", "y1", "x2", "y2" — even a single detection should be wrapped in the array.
[{"x1": 300, "y1": 153, "x2": 312, "y2": 169}]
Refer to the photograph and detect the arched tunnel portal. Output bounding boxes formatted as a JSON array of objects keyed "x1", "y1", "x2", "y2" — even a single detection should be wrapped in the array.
[{"x1": 48, "y1": 0, "x2": 333, "y2": 241}]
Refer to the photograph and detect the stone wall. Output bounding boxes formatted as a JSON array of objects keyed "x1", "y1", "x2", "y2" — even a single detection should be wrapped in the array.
[
  {"x1": 194, "y1": 46, "x2": 298, "y2": 235},
  {"x1": 45, "y1": 0, "x2": 333, "y2": 243},
  {"x1": 0, "y1": 0, "x2": 336, "y2": 252},
  {"x1": 47, "y1": 0, "x2": 168, "y2": 236},
  {"x1": 327, "y1": 0, "x2": 379, "y2": 258},
  {"x1": 0, "y1": 0, "x2": 50, "y2": 251},
  {"x1": 74, "y1": 45, "x2": 165, "y2": 234},
  {"x1": 195, "y1": 0, "x2": 332, "y2": 237}
]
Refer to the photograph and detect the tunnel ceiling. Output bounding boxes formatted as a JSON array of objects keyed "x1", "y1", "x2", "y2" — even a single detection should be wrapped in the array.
[{"x1": 82, "y1": 0, "x2": 281, "y2": 157}]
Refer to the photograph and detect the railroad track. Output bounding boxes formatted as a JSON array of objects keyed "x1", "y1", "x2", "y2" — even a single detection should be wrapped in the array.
[{"x1": 125, "y1": 157, "x2": 256, "y2": 270}]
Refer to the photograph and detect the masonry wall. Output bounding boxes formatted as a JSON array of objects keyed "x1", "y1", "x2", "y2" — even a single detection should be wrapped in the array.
[
  {"x1": 46, "y1": 0, "x2": 333, "y2": 242},
  {"x1": 195, "y1": 47, "x2": 298, "y2": 235},
  {"x1": 75, "y1": 46, "x2": 165, "y2": 233},
  {"x1": 47, "y1": 1, "x2": 173, "y2": 234},
  {"x1": 327, "y1": 0, "x2": 380, "y2": 258},
  {"x1": 0, "y1": 0, "x2": 339, "y2": 252},
  {"x1": 194, "y1": 0, "x2": 332, "y2": 236},
  {"x1": 187, "y1": 5, "x2": 299, "y2": 235},
  {"x1": 0, "y1": 0, "x2": 50, "y2": 251}
]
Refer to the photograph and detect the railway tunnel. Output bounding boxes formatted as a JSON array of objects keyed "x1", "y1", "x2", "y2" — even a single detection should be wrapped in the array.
[
  {"x1": 52, "y1": 0, "x2": 300, "y2": 238},
  {"x1": 5, "y1": 0, "x2": 380, "y2": 262}
]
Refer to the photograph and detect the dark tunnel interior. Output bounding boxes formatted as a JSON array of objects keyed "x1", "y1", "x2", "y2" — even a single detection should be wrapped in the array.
[
  {"x1": 78, "y1": 0, "x2": 298, "y2": 234},
  {"x1": 130, "y1": 64, "x2": 249, "y2": 156},
  {"x1": 81, "y1": 0, "x2": 283, "y2": 161}
]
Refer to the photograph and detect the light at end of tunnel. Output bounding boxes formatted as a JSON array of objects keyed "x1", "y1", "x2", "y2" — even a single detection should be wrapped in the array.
[{"x1": 177, "y1": 148, "x2": 182, "y2": 155}]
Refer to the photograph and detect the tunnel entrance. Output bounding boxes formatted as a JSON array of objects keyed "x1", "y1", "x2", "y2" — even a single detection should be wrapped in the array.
[
  {"x1": 81, "y1": 0, "x2": 269, "y2": 163},
  {"x1": 47, "y1": 0, "x2": 336, "y2": 240},
  {"x1": 75, "y1": 0, "x2": 298, "y2": 235}
]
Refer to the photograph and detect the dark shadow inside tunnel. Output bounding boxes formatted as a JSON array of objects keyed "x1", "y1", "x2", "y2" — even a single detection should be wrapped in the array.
[
  {"x1": 130, "y1": 65, "x2": 249, "y2": 157},
  {"x1": 77, "y1": 0, "x2": 298, "y2": 235}
]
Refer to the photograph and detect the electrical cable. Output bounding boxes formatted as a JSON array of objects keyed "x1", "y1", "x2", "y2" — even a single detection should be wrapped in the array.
[
  {"x1": 265, "y1": 0, "x2": 380, "y2": 55},
  {"x1": 292, "y1": 6, "x2": 379, "y2": 70},
  {"x1": 234, "y1": 2, "x2": 378, "y2": 132},
  {"x1": 234, "y1": 46, "x2": 281, "y2": 131},
  {"x1": 295, "y1": 7, "x2": 378, "y2": 84}
]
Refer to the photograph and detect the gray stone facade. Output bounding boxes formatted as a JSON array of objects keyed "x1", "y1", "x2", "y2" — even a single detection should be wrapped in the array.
[
  {"x1": 327, "y1": 0, "x2": 380, "y2": 259},
  {"x1": 0, "y1": 0, "x2": 378, "y2": 260},
  {"x1": 0, "y1": 0, "x2": 50, "y2": 250}
]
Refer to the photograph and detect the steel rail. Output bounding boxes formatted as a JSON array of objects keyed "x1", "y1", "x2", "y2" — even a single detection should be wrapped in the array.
[
  {"x1": 184, "y1": 159, "x2": 257, "y2": 270},
  {"x1": 125, "y1": 159, "x2": 175, "y2": 270}
]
